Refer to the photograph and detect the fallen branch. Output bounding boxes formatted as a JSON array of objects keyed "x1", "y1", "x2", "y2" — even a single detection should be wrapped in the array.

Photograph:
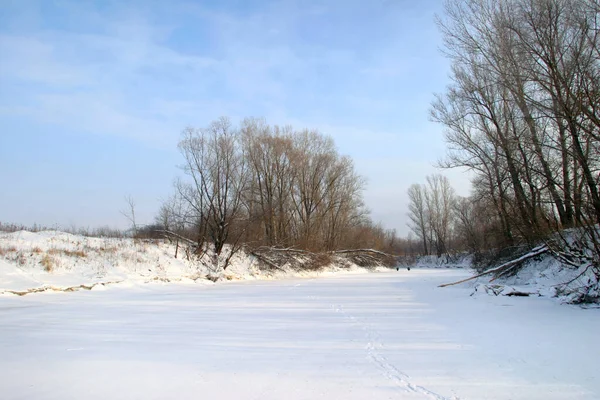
[
  {"x1": 553, "y1": 263, "x2": 595, "y2": 288},
  {"x1": 249, "y1": 251, "x2": 286, "y2": 272},
  {"x1": 331, "y1": 249, "x2": 394, "y2": 257},
  {"x1": 439, "y1": 245, "x2": 548, "y2": 288},
  {"x1": 547, "y1": 246, "x2": 594, "y2": 269},
  {"x1": 154, "y1": 230, "x2": 197, "y2": 247},
  {"x1": 254, "y1": 246, "x2": 315, "y2": 255}
]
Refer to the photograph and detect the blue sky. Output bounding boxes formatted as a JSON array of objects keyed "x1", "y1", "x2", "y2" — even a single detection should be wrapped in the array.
[{"x1": 0, "y1": 0, "x2": 471, "y2": 235}]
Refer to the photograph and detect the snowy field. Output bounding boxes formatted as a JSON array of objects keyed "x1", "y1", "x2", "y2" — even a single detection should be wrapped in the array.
[{"x1": 1, "y1": 269, "x2": 599, "y2": 400}]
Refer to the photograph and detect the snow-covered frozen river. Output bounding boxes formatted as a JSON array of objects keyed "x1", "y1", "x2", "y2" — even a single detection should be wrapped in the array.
[{"x1": 1, "y1": 269, "x2": 599, "y2": 400}]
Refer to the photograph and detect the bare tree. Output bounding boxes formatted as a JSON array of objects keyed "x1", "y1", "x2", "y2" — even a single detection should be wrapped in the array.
[
  {"x1": 155, "y1": 194, "x2": 188, "y2": 258},
  {"x1": 120, "y1": 195, "x2": 137, "y2": 238},
  {"x1": 407, "y1": 183, "x2": 429, "y2": 255},
  {"x1": 241, "y1": 118, "x2": 296, "y2": 246},
  {"x1": 242, "y1": 122, "x2": 367, "y2": 252},
  {"x1": 178, "y1": 117, "x2": 249, "y2": 271},
  {"x1": 425, "y1": 174, "x2": 455, "y2": 256}
]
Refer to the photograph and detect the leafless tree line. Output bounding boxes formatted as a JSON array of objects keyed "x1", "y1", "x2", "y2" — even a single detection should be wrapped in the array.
[
  {"x1": 155, "y1": 117, "x2": 400, "y2": 268},
  {"x1": 408, "y1": 175, "x2": 456, "y2": 256},
  {"x1": 407, "y1": 173, "x2": 506, "y2": 256},
  {"x1": 425, "y1": 0, "x2": 600, "y2": 274}
]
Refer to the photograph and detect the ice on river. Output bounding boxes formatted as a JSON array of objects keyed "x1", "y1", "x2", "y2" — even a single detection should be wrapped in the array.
[{"x1": 1, "y1": 269, "x2": 598, "y2": 400}]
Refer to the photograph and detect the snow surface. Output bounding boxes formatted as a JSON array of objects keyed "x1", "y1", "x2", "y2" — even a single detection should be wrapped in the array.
[{"x1": 1, "y1": 269, "x2": 599, "y2": 400}]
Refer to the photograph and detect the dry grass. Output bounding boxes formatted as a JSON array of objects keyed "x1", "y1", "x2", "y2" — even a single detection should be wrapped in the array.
[
  {"x1": 1, "y1": 245, "x2": 18, "y2": 255},
  {"x1": 47, "y1": 248, "x2": 87, "y2": 258},
  {"x1": 31, "y1": 247, "x2": 43, "y2": 254},
  {"x1": 40, "y1": 254, "x2": 54, "y2": 272},
  {"x1": 64, "y1": 249, "x2": 87, "y2": 258}
]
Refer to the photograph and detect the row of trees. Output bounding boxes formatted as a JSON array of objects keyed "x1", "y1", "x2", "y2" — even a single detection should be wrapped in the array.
[
  {"x1": 423, "y1": 0, "x2": 600, "y2": 260},
  {"x1": 156, "y1": 117, "x2": 400, "y2": 266},
  {"x1": 407, "y1": 173, "x2": 511, "y2": 256},
  {"x1": 408, "y1": 175, "x2": 455, "y2": 256}
]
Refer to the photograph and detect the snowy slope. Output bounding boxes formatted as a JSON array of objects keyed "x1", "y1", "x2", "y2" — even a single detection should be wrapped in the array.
[{"x1": 0, "y1": 231, "x2": 390, "y2": 295}]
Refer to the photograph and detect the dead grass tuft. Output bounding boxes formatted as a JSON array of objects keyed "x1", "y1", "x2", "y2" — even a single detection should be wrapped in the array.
[
  {"x1": 41, "y1": 254, "x2": 54, "y2": 272},
  {"x1": 31, "y1": 247, "x2": 43, "y2": 254}
]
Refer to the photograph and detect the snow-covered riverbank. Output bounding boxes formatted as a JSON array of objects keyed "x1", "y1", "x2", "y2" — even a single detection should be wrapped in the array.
[{"x1": 0, "y1": 230, "x2": 391, "y2": 295}]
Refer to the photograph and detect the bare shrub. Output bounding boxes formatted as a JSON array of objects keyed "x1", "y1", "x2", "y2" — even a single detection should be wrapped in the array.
[
  {"x1": 15, "y1": 252, "x2": 26, "y2": 266},
  {"x1": 303, "y1": 253, "x2": 332, "y2": 271}
]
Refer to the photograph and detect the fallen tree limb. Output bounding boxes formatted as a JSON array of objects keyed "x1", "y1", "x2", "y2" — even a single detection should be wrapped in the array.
[
  {"x1": 552, "y1": 263, "x2": 595, "y2": 288},
  {"x1": 249, "y1": 251, "x2": 286, "y2": 272},
  {"x1": 331, "y1": 249, "x2": 394, "y2": 257},
  {"x1": 154, "y1": 230, "x2": 197, "y2": 247},
  {"x1": 254, "y1": 246, "x2": 315, "y2": 255},
  {"x1": 439, "y1": 245, "x2": 548, "y2": 288}
]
